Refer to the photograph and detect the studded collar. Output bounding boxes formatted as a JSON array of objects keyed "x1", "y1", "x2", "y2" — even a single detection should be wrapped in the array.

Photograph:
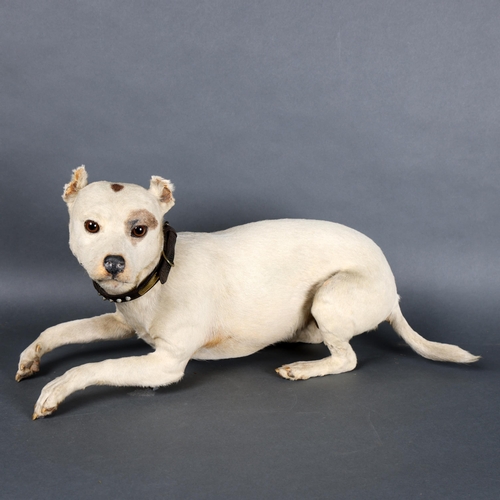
[{"x1": 92, "y1": 222, "x2": 177, "y2": 303}]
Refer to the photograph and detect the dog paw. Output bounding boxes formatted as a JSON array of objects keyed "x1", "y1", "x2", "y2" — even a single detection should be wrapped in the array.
[
  {"x1": 275, "y1": 362, "x2": 311, "y2": 381},
  {"x1": 32, "y1": 376, "x2": 70, "y2": 419},
  {"x1": 16, "y1": 346, "x2": 42, "y2": 381}
]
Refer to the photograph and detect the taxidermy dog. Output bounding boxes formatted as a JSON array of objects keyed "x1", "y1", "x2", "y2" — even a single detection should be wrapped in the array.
[{"x1": 17, "y1": 166, "x2": 479, "y2": 419}]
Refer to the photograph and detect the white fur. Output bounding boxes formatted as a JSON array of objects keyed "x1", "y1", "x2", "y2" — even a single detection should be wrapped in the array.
[{"x1": 17, "y1": 166, "x2": 479, "y2": 419}]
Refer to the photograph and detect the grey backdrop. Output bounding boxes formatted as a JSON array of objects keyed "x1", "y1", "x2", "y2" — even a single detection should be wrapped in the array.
[{"x1": 1, "y1": 1, "x2": 499, "y2": 499}]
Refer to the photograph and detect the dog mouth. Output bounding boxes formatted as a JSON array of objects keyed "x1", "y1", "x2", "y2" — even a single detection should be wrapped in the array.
[
  {"x1": 94, "y1": 275, "x2": 134, "y2": 291},
  {"x1": 97, "y1": 276, "x2": 130, "y2": 284},
  {"x1": 90, "y1": 256, "x2": 162, "y2": 295}
]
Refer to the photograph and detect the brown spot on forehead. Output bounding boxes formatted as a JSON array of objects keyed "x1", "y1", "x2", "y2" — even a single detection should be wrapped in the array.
[
  {"x1": 111, "y1": 183, "x2": 124, "y2": 192},
  {"x1": 126, "y1": 209, "x2": 159, "y2": 230}
]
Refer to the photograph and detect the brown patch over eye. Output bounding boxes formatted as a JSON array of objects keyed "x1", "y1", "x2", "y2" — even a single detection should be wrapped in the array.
[
  {"x1": 126, "y1": 209, "x2": 158, "y2": 242},
  {"x1": 127, "y1": 210, "x2": 158, "y2": 230},
  {"x1": 111, "y1": 183, "x2": 124, "y2": 192},
  {"x1": 84, "y1": 220, "x2": 100, "y2": 233}
]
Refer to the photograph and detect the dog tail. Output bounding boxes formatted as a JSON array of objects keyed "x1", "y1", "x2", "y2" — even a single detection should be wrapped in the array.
[{"x1": 388, "y1": 303, "x2": 480, "y2": 363}]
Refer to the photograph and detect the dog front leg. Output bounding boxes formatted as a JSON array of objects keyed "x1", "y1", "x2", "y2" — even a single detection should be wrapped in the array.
[
  {"x1": 16, "y1": 313, "x2": 135, "y2": 382},
  {"x1": 32, "y1": 351, "x2": 188, "y2": 419}
]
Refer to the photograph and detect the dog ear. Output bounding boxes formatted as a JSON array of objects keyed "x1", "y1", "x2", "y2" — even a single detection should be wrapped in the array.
[
  {"x1": 149, "y1": 176, "x2": 175, "y2": 214},
  {"x1": 62, "y1": 166, "x2": 89, "y2": 208}
]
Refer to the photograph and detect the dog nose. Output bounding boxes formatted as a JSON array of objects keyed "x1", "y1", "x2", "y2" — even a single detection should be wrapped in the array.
[{"x1": 103, "y1": 255, "x2": 126, "y2": 276}]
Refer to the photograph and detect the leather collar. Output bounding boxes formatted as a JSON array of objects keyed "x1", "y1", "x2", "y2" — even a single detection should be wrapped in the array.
[{"x1": 93, "y1": 222, "x2": 177, "y2": 303}]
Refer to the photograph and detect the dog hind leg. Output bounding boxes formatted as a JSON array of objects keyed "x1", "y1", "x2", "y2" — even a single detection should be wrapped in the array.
[
  {"x1": 276, "y1": 272, "x2": 392, "y2": 380},
  {"x1": 288, "y1": 321, "x2": 323, "y2": 344}
]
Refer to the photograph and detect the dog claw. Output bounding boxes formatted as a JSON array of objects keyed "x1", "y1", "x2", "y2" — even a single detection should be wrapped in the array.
[
  {"x1": 15, "y1": 359, "x2": 40, "y2": 381},
  {"x1": 32, "y1": 405, "x2": 58, "y2": 420},
  {"x1": 275, "y1": 365, "x2": 295, "y2": 380},
  {"x1": 276, "y1": 364, "x2": 309, "y2": 380}
]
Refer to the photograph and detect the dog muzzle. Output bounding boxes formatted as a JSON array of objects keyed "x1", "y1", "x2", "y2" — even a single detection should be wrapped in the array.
[{"x1": 92, "y1": 222, "x2": 177, "y2": 303}]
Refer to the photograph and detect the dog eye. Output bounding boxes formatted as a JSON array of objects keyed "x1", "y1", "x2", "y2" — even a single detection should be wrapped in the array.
[
  {"x1": 131, "y1": 225, "x2": 148, "y2": 238},
  {"x1": 84, "y1": 220, "x2": 100, "y2": 233}
]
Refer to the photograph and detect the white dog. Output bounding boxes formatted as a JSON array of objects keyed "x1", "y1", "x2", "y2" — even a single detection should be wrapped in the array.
[{"x1": 17, "y1": 166, "x2": 479, "y2": 419}]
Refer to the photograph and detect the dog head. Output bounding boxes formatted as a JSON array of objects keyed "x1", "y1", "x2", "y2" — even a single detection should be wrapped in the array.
[{"x1": 63, "y1": 166, "x2": 175, "y2": 295}]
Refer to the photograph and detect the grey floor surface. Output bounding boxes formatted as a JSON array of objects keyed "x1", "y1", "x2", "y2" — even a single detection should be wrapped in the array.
[{"x1": 1, "y1": 291, "x2": 498, "y2": 500}]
